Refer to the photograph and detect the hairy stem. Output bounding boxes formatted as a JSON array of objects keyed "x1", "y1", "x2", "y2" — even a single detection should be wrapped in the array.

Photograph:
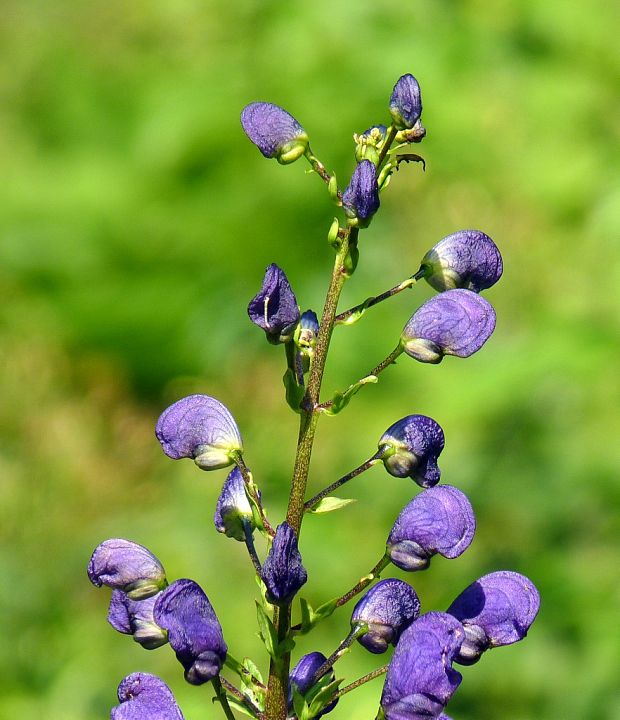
[
  {"x1": 335, "y1": 665, "x2": 389, "y2": 699},
  {"x1": 335, "y1": 268, "x2": 426, "y2": 325},
  {"x1": 333, "y1": 555, "x2": 391, "y2": 608},
  {"x1": 219, "y1": 676, "x2": 265, "y2": 719},
  {"x1": 311, "y1": 626, "x2": 365, "y2": 684},
  {"x1": 243, "y1": 519, "x2": 262, "y2": 574},
  {"x1": 304, "y1": 452, "x2": 383, "y2": 511},
  {"x1": 212, "y1": 676, "x2": 238, "y2": 720}
]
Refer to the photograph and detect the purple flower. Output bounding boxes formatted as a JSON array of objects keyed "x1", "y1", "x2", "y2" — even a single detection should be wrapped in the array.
[
  {"x1": 447, "y1": 571, "x2": 540, "y2": 665},
  {"x1": 289, "y1": 652, "x2": 338, "y2": 718},
  {"x1": 387, "y1": 486, "x2": 475, "y2": 571},
  {"x1": 401, "y1": 289, "x2": 496, "y2": 363},
  {"x1": 351, "y1": 579, "x2": 421, "y2": 653},
  {"x1": 111, "y1": 672, "x2": 184, "y2": 720},
  {"x1": 381, "y1": 612, "x2": 464, "y2": 720},
  {"x1": 108, "y1": 590, "x2": 168, "y2": 649},
  {"x1": 342, "y1": 160, "x2": 380, "y2": 227},
  {"x1": 261, "y1": 522, "x2": 307, "y2": 606},
  {"x1": 379, "y1": 415, "x2": 445, "y2": 488},
  {"x1": 248, "y1": 264, "x2": 300, "y2": 343},
  {"x1": 213, "y1": 467, "x2": 256, "y2": 541},
  {"x1": 389, "y1": 74, "x2": 423, "y2": 130},
  {"x1": 240, "y1": 102, "x2": 309, "y2": 164},
  {"x1": 156, "y1": 394, "x2": 242, "y2": 470},
  {"x1": 298, "y1": 309, "x2": 319, "y2": 345},
  {"x1": 421, "y1": 230, "x2": 503, "y2": 293},
  {"x1": 88, "y1": 539, "x2": 167, "y2": 600},
  {"x1": 153, "y1": 579, "x2": 227, "y2": 685}
]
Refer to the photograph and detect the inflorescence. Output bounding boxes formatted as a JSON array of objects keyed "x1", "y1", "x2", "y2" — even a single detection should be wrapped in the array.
[{"x1": 89, "y1": 73, "x2": 539, "y2": 720}]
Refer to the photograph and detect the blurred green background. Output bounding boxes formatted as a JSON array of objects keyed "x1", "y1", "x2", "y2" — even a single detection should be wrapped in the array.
[{"x1": 1, "y1": 0, "x2": 619, "y2": 718}]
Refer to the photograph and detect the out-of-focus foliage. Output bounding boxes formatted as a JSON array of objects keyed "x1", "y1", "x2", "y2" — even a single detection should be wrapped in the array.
[{"x1": 1, "y1": 1, "x2": 619, "y2": 718}]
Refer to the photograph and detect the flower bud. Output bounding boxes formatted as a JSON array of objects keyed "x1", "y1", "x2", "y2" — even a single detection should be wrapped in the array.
[
  {"x1": 401, "y1": 289, "x2": 496, "y2": 363},
  {"x1": 387, "y1": 486, "x2": 475, "y2": 571},
  {"x1": 342, "y1": 160, "x2": 380, "y2": 227},
  {"x1": 112, "y1": 672, "x2": 184, "y2": 720},
  {"x1": 389, "y1": 74, "x2": 422, "y2": 130},
  {"x1": 421, "y1": 230, "x2": 503, "y2": 293},
  {"x1": 88, "y1": 539, "x2": 167, "y2": 600},
  {"x1": 240, "y1": 102, "x2": 309, "y2": 164},
  {"x1": 248, "y1": 263, "x2": 300, "y2": 343},
  {"x1": 381, "y1": 612, "x2": 464, "y2": 720},
  {"x1": 351, "y1": 579, "x2": 421, "y2": 653},
  {"x1": 447, "y1": 571, "x2": 540, "y2": 665},
  {"x1": 298, "y1": 310, "x2": 319, "y2": 347},
  {"x1": 156, "y1": 394, "x2": 243, "y2": 470},
  {"x1": 108, "y1": 590, "x2": 168, "y2": 650},
  {"x1": 213, "y1": 467, "x2": 256, "y2": 541},
  {"x1": 354, "y1": 125, "x2": 387, "y2": 163},
  {"x1": 289, "y1": 652, "x2": 338, "y2": 718},
  {"x1": 261, "y1": 522, "x2": 307, "y2": 606},
  {"x1": 153, "y1": 579, "x2": 227, "y2": 685},
  {"x1": 378, "y1": 415, "x2": 445, "y2": 488}
]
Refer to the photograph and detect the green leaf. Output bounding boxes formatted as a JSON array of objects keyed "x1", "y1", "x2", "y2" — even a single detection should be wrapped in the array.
[
  {"x1": 283, "y1": 368, "x2": 305, "y2": 412},
  {"x1": 322, "y1": 375, "x2": 378, "y2": 416},
  {"x1": 299, "y1": 597, "x2": 313, "y2": 633},
  {"x1": 292, "y1": 686, "x2": 311, "y2": 720},
  {"x1": 313, "y1": 597, "x2": 338, "y2": 621},
  {"x1": 255, "y1": 601, "x2": 278, "y2": 662},
  {"x1": 308, "y1": 678, "x2": 342, "y2": 718},
  {"x1": 308, "y1": 496, "x2": 357, "y2": 514},
  {"x1": 295, "y1": 596, "x2": 338, "y2": 635},
  {"x1": 226, "y1": 697, "x2": 259, "y2": 719},
  {"x1": 277, "y1": 635, "x2": 296, "y2": 656},
  {"x1": 239, "y1": 657, "x2": 265, "y2": 711}
]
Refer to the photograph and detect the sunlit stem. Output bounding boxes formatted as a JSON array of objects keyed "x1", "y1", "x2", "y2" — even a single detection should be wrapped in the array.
[
  {"x1": 304, "y1": 148, "x2": 334, "y2": 187},
  {"x1": 377, "y1": 126, "x2": 398, "y2": 167},
  {"x1": 243, "y1": 519, "x2": 262, "y2": 575},
  {"x1": 219, "y1": 675, "x2": 266, "y2": 719},
  {"x1": 212, "y1": 676, "x2": 237, "y2": 720},
  {"x1": 304, "y1": 452, "x2": 384, "y2": 511},
  {"x1": 232, "y1": 452, "x2": 275, "y2": 537},
  {"x1": 369, "y1": 344, "x2": 404, "y2": 377},
  {"x1": 311, "y1": 624, "x2": 369, "y2": 685},
  {"x1": 335, "y1": 665, "x2": 389, "y2": 699},
  {"x1": 333, "y1": 554, "x2": 391, "y2": 609},
  {"x1": 335, "y1": 268, "x2": 426, "y2": 326}
]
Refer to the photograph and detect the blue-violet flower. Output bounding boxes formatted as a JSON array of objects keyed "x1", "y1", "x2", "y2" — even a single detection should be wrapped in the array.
[
  {"x1": 241, "y1": 102, "x2": 309, "y2": 164},
  {"x1": 351, "y1": 579, "x2": 421, "y2": 653},
  {"x1": 401, "y1": 288, "x2": 496, "y2": 363},
  {"x1": 379, "y1": 415, "x2": 445, "y2": 487},
  {"x1": 387, "y1": 485, "x2": 476, "y2": 571},
  {"x1": 421, "y1": 229, "x2": 503, "y2": 293},
  {"x1": 389, "y1": 74, "x2": 423, "y2": 130},
  {"x1": 248, "y1": 263, "x2": 300, "y2": 343},
  {"x1": 342, "y1": 160, "x2": 380, "y2": 227},
  {"x1": 447, "y1": 570, "x2": 540, "y2": 665},
  {"x1": 108, "y1": 590, "x2": 168, "y2": 649},
  {"x1": 88, "y1": 538, "x2": 167, "y2": 600},
  {"x1": 156, "y1": 394, "x2": 242, "y2": 470},
  {"x1": 289, "y1": 652, "x2": 338, "y2": 718},
  {"x1": 213, "y1": 467, "x2": 256, "y2": 542},
  {"x1": 111, "y1": 672, "x2": 184, "y2": 720},
  {"x1": 153, "y1": 579, "x2": 227, "y2": 685},
  {"x1": 261, "y1": 522, "x2": 307, "y2": 606},
  {"x1": 381, "y1": 612, "x2": 464, "y2": 720}
]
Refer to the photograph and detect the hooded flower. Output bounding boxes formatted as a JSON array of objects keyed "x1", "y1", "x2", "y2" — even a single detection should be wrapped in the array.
[
  {"x1": 108, "y1": 590, "x2": 168, "y2": 650},
  {"x1": 447, "y1": 571, "x2": 540, "y2": 665},
  {"x1": 213, "y1": 467, "x2": 256, "y2": 542},
  {"x1": 153, "y1": 579, "x2": 227, "y2": 685},
  {"x1": 421, "y1": 230, "x2": 503, "y2": 293},
  {"x1": 241, "y1": 102, "x2": 309, "y2": 164},
  {"x1": 387, "y1": 486, "x2": 476, "y2": 571},
  {"x1": 248, "y1": 264, "x2": 300, "y2": 343},
  {"x1": 381, "y1": 612, "x2": 464, "y2": 720},
  {"x1": 289, "y1": 652, "x2": 338, "y2": 718},
  {"x1": 156, "y1": 394, "x2": 242, "y2": 470},
  {"x1": 111, "y1": 672, "x2": 184, "y2": 720},
  {"x1": 401, "y1": 289, "x2": 496, "y2": 363},
  {"x1": 88, "y1": 539, "x2": 167, "y2": 600},
  {"x1": 351, "y1": 579, "x2": 421, "y2": 653},
  {"x1": 261, "y1": 522, "x2": 307, "y2": 605},
  {"x1": 342, "y1": 160, "x2": 380, "y2": 227},
  {"x1": 378, "y1": 415, "x2": 445, "y2": 488},
  {"x1": 389, "y1": 74, "x2": 423, "y2": 130}
]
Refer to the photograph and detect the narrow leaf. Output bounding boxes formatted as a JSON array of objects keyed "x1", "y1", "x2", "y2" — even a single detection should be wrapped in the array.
[{"x1": 308, "y1": 496, "x2": 357, "y2": 514}]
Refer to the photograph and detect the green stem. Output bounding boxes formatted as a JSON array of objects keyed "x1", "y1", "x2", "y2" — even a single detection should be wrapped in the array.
[
  {"x1": 335, "y1": 268, "x2": 426, "y2": 325},
  {"x1": 377, "y1": 126, "x2": 398, "y2": 167},
  {"x1": 304, "y1": 453, "x2": 383, "y2": 511},
  {"x1": 233, "y1": 453, "x2": 275, "y2": 537},
  {"x1": 304, "y1": 148, "x2": 335, "y2": 188},
  {"x1": 333, "y1": 555, "x2": 390, "y2": 609},
  {"x1": 369, "y1": 344, "x2": 404, "y2": 377},
  {"x1": 335, "y1": 665, "x2": 389, "y2": 699},
  {"x1": 311, "y1": 624, "x2": 368, "y2": 684},
  {"x1": 212, "y1": 676, "x2": 237, "y2": 720},
  {"x1": 243, "y1": 519, "x2": 262, "y2": 574}
]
